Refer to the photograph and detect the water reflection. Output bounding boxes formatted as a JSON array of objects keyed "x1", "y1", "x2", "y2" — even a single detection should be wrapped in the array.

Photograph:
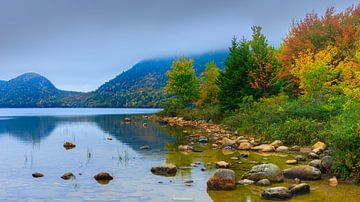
[{"x1": 0, "y1": 115, "x2": 182, "y2": 151}]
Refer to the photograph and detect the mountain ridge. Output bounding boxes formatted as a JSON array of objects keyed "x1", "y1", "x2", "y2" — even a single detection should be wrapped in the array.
[{"x1": 0, "y1": 50, "x2": 228, "y2": 107}]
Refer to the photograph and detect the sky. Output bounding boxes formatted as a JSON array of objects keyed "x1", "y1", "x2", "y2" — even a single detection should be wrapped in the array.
[{"x1": 0, "y1": 0, "x2": 358, "y2": 92}]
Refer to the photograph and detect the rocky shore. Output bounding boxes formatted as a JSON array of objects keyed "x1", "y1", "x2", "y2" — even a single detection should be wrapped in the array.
[{"x1": 147, "y1": 115, "x2": 338, "y2": 200}]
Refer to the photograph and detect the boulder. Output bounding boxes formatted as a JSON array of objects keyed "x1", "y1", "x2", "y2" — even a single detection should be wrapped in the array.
[
  {"x1": 329, "y1": 176, "x2": 338, "y2": 187},
  {"x1": 251, "y1": 144, "x2": 275, "y2": 152},
  {"x1": 286, "y1": 160, "x2": 298, "y2": 165},
  {"x1": 276, "y1": 146, "x2": 289, "y2": 152},
  {"x1": 256, "y1": 179, "x2": 271, "y2": 186},
  {"x1": 246, "y1": 163, "x2": 284, "y2": 182},
  {"x1": 32, "y1": 172, "x2": 44, "y2": 178},
  {"x1": 151, "y1": 165, "x2": 177, "y2": 176},
  {"x1": 312, "y1": 141, "x2": 326, "y2": 154},
  {"x1": 237, "y1": 179, "x2": 255, "y2": 185},
  {"x1": 238, "y1": 142, "x2": 252, "y2": 150},
  {"x1": 94, "y1": 172, "x2": 113, "y2": 181},
  {"x1": 207, "y1": 169, "x2": 236, "y2": 190},
  {"x1": 216, "y1": 161, "x2": 230, "y2": 168},
  {"x1": 61, "y1": 172, "x2": 74, "y2": 180},
  {"x1": 261, "y1": 187, "x2": 292, "y2": 200},
  {"x1": 288, "y1": 183, "x2": 310, "y2": 195},
  {"x1": 283, "y1": 166, "x2": 321, "y2": 180},
  {"x1": 309, "y1": 160, "x2": 322, "y2": 169},
  {"x1": 270, "y1": 140, "x2": 283, "y2": 148},
  {"x1": 63, "y1": 142, "x2": 76, "y2": 150},
  {"x1": 321, "y1": 155, "x2": 334, "y2": 174}
]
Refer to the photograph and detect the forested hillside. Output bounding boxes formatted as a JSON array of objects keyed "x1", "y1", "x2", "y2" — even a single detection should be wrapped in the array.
[{"x1": 83, "y1": 50, "x2": 228, "y2": 107}]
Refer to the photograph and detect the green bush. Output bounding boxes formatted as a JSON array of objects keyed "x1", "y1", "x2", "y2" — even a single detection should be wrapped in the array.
[{"x1": 325, "y1": 101, "x2": 360, "y2": 181}]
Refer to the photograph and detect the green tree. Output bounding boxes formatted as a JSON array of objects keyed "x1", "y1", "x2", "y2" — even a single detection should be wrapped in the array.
[
  {"x1": 165, "y1": 56, "x2": 199, "y2": 109},
  {"x1": 198, "y1": 61, "x2": 220, "y2": 106},
  {"x1": 217, "y1": 37, "x2": 253, "y2": 110}
]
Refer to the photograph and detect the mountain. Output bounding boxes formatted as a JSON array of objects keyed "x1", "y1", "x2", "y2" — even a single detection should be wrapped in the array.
[
  {"x1": 0, "y1": 73, "x2": 83, "y2": 107},
  {"x1": 0, "y1": 50, "x2": 228, "y2": 108},
  {"x1": 84, "y1": 50, "x2": 228, "y2": 107}
]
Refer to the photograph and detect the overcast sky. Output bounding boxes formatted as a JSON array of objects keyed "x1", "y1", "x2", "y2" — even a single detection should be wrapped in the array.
[{"x1": 0, "y1": 0, "x2": 358, "y2": 92}]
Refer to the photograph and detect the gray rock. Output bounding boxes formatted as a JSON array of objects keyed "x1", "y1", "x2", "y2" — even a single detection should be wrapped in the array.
[
  {"x1": 256, "y1": 179, "x2": 271, "y2": 186},
  {"x1": 247, "y1": 163, "x2": 284, "y2": 182},
  {"x1": 321, "y1": 155, "x2": 334, "y2": 173},
  {"x1": 198, "y1": 136, "x2": 209, "y2": 143},
  {"x1": 237, "y1": 179, "x2": 255, "y2": 185},
  {"x1": 288, "y1": 183, "x2": 310, "y2": 195},
  {"x1": 309, "y1": 160, "x2": 321, "y2": 169},
  {"x1": 295, "y1": 155, "x2": 306, "y2": 162},
  {"x1": 283, "y1": 165, "x2": 321, "y2": 180},
  {"x1": 261, "y1": 187, "x2": 292, "y2": 200}
]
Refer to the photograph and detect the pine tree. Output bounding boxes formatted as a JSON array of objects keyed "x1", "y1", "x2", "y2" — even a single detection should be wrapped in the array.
[{"x1": 217, "y1": 37, "x2": 253, "y2": 110}]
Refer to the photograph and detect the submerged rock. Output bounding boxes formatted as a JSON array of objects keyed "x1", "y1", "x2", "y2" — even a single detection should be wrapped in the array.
[
  {"x1": 246, "y1": 163, "x2": 284, "y2": 182},
  {"x1": 207, "y1": 169, "x2": 236, "y2": 190},
  {"x1": 221, "y1": 138, "x2": 236, "y2": 147},
  {"x1": 61, "y1": 172, "x2": 74, "y2": 180},
  {"x1": 261, "y1": 187, "x2": 292, "y2": 200},
  {"x1": 288, "y1": 183, "x2": 310, "y2": 195},
  {"x1": 63, "y1": 142, "x2": 76, "y2": 150},
  {"x1": 283, "y1": 165, "x2": 321, "y2": 180},
  {"x1": 178, "y1": 145, "x2": 193, "y2": 152},
  {"x1": 32, "y1": 172, "x2": 44, "y2": 178},
  {"x1": 151, "y1": 165, "x2": 177, "y2": 176},
  {"x1": 198, "y1": 136, "x2": 209, "y2": 143},
  {"x1": 295, "y1": 155, "x2": 306, "y2": 162},
  {"x1": 94, "y1": 172, "x2": 113, "y2": 181}
]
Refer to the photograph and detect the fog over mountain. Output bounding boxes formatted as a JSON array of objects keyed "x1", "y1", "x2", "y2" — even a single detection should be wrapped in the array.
[{"x1": 0, "y1": 0, "x2": 357, "y2": 91}]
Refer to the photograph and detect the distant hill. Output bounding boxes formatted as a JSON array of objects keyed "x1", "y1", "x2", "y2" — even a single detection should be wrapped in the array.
[
  {"x1": 0, "y1": 73, "x2": 83, "y2": 107},
  {"x1": 0, "y1": 50, "x2": 228, "y2": 108},
  {"x1": 84, "y1": 50, "x2": 228, "y2": 107}
]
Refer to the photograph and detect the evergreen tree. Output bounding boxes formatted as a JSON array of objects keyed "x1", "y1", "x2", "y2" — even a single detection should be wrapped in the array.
[
  {"x1": 165, "y1": 56, "x2": 199, "y2": 109},
  {"x1": 217, "y1": 37, "x2": 253, "y2": 110},
  {"x1": 198, "y1": 61, "x2": 220, "y2": 106}
]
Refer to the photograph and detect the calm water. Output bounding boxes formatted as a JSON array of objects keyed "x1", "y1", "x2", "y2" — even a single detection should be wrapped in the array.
[{"x1": 0, "y1": 108, "x2": 359, "y2": 202}]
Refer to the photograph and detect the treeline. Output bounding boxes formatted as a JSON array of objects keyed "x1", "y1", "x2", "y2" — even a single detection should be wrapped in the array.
[{"x1": 161, "y1": 5, "x2": 360, "y2": 181}]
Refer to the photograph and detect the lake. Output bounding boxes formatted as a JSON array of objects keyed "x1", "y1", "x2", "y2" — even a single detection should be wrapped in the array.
[{"x1": 0, "y1": 108, "x2": 359, "y2": 202}]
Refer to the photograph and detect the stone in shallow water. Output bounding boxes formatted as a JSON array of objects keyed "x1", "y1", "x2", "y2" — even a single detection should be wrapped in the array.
[
  {"x1": 32, "y1": 172, "x2": 44, "y2": 178},
  {"x1": 94, "y1": 172, "x2": 113, "y2": 181},
  {"x1": 61, "y1": 172, "x2": 74, "y2": 180},
  {"x1": 215, "y1": 161, "x2": 230, "y2": 168},
  {"x1": 256, "y1": 179, "x2": 271, "y2": 186},
  {"x1": 207, "y1": 169, "x2": 236, "y2": 190},
  {"x1": 151, "y1": 165, "x2": 177, "y2": 176},
  {"x1": 261, "y1": 187, "x2": 293, "y2": 200},
  {"x1": 283, "y1": 166, "x2": 321, "y2": 180},
  {"x1": 63, "y1": 142, "x2": 76, "y2": 150},
  {"x1": 247, "y1": 163, "x2": 284, "y2": 182},
  {"x1": 288, "y1": 183, "x2": 310, "y2": 195},
  {"x1": 237, "y1": 179, "x2": 255, "y2": 185}
]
